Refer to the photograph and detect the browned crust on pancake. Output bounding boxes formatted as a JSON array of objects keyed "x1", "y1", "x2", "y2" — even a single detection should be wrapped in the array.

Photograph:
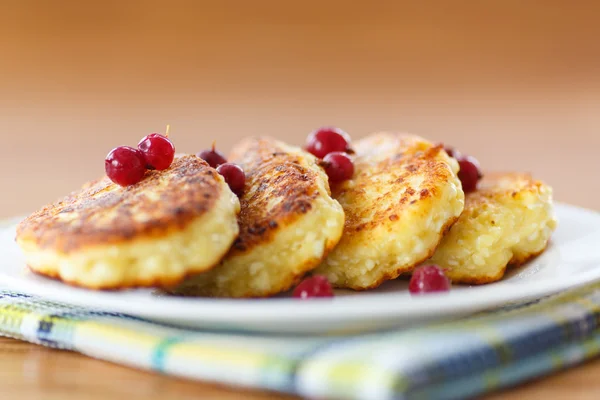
[
  {"x1": 16, "y1": 155, "x2": 222, "y2": 253},
  {"x1": 318, "y1": 132, "x2": 463, "y2": 291},
  {"x1": 335, "y1": 134, "x2": 453, "y2": 236},
  {"x1": 226, "y1": 137, "x2": 326, "y2": 256},
  {"x1": 334, "y1": 214, "x2": 460, "y2": 291},
  {"x1": 466, "y1": 172, "x2": 544, "y2": 210}
]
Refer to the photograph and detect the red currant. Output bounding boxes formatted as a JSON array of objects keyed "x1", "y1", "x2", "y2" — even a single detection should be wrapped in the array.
[
  {"x1": 293, "y1": 275, "x2": 334, "y2": 299},
  {"x1": 197, "y1": 142, "x2": 227, "y2": 168},
  {"x1": 408, "y1": 265, "x2": 451, "y2": 294},
  {"x1": 137, "y1": 133, "x2": 175, "y2": 171},
  {"x1": 105, "y1": 146, "x2": 147, "y2": 187},
  {"x1": 216, "y1": 163, "x2": 246, "y2": 196},
  {"x1": 305, "y1": 127, "x2": 351, "y2": 159},
  {"x1": 458, "y1": 155, "x2": 483, "y2": 193},
  {"x1": 322, "y1": 152, "x2": 354, "y2": 184}
]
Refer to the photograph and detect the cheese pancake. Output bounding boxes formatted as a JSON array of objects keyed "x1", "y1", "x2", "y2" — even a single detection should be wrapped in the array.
[
  {"x1": 16, "y1": 155, "x2": 240, "y2": 289},
  {"x1": 172, "y1": 138, "x2": 345, "y2": 298},
  {"x1": 314, "y1": 133, "x2": 465, "y2": 290},
  {"x1": 427, "y1": 172, "x2": 557, "y2": 284}
]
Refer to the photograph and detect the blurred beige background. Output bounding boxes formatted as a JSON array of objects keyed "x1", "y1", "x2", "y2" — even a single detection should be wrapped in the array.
[{"x1": 1, "y1": 0, "x2": 599, "y2": 218}]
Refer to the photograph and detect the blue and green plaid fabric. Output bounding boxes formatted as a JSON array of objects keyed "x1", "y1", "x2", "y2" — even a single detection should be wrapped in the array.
[{"x1": 2, "y1": 282, "x2": 600, "y2": 400}]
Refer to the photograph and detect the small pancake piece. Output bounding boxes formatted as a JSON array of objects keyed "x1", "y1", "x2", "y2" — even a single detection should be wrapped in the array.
[
  {"x1": 172, "y1": 137, "x2": 345, "y2": 298},
  {"x1": 427, "y1": 172, "x2": 557, "y2": 284},
  {"x1": 16, "y1": 155, "x2": 240, "y2": 289},
  {"x1": 314, "y1": 133, "x2": 465, "y2": 290}
]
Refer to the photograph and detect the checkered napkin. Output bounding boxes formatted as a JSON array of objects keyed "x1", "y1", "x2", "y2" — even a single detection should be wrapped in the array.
[{"x1": 1, "y1": 283, "x2": 600, "y2": 400}]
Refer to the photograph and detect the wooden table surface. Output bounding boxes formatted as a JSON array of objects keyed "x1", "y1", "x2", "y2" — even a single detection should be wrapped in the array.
[{"x1": 1, "y1": 1, "x2": 600, "y2": 398}]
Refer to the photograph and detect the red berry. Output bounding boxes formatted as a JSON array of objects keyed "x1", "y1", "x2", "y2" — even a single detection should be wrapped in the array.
[
  {"x1": 409, "y1": 265, "x2": 451, "y2": 294},
  {"x1": 293, "y1": 275, "x2": 334, "y2": 299},
  {"x1": 457, "y1": 155, "x2": 483, "y2": 193},
  {"x1": 216, "y1": 163, "x2": 246, "y2": 196},
  {"x1": 105, "y1": 146, "x2": 147, "y2": 186},
  {"x1": 137, "y1": 133, "x2": 175, "y2": 170},
  {"x1": 322, "y1": 152, "x2": 354, "y2": 184},
  {"x1": 305, "y1": 127, "x2": 351, "y2": 158},
  {"x1": 197, "y1": 142, "x2": 227, "y2": 168}
]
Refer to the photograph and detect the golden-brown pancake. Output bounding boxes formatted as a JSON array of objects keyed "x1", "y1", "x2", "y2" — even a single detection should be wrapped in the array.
[
  {"x1": 427, "y1": 172, "x2": 557, "y2": 284},
  {"x1": 171, "y1": 137, "x2": 345, "y2": 298},
  {"x1": 313, "y1": 132, "x2": 465, "y2": 290},
  {"x1": 16, "y1": 155, "x2": 240, "y2": 289}
]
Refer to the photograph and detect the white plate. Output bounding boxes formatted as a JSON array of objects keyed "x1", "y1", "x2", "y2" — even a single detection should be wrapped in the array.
[{"x1": 1, "y1": 203, "x2": 599, "y2": 334}]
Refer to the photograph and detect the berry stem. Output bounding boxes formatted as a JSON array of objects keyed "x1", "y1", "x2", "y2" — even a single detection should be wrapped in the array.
[{"x1": 165, "y1": 124, "x2": 171, "y2": 138}]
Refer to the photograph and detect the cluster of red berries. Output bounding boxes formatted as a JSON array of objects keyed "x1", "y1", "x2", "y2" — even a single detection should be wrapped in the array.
[
  {"x1": 105, "y1": 133, "x2": 245, "y2": 197},
  {"x1": 444, "y1": 146, "x2": 483, "y2": 193},
  {"x1": 105, "y1": 133, "x2": 175, "y2": 187},
  {"x1": 304, "y1": 127, "x2": 355, "y2": 184},
  {"x1": 197, "y1": 143, "x2": 246, "y2": 196}
]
